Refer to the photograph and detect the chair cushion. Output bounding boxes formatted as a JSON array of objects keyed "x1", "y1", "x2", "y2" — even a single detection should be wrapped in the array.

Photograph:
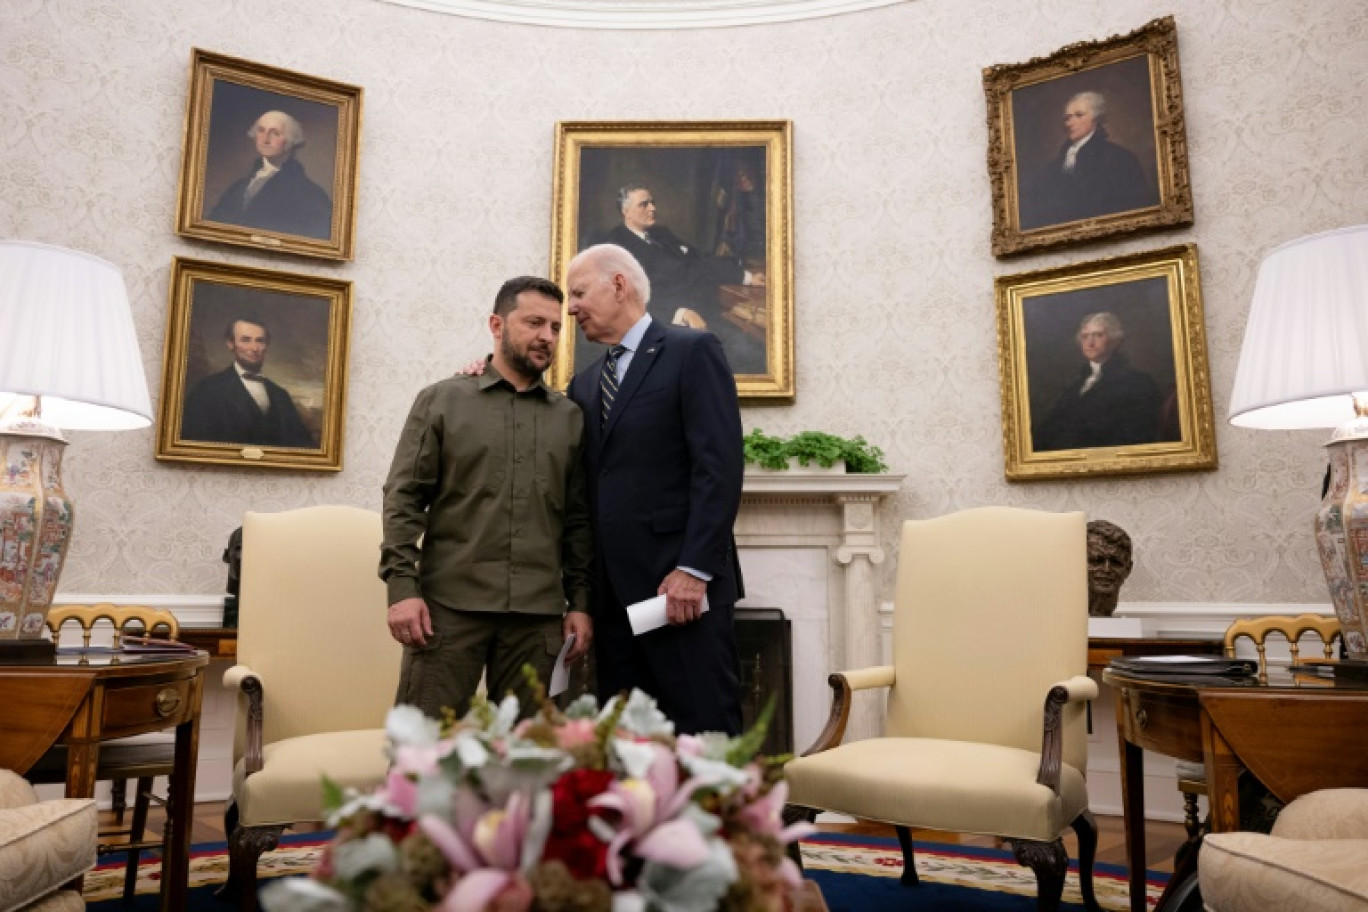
[
  {"x1": 234, "y1": 729, "x2": 389, "y2": 828},
  {"x1": 1200, "y1": 832, "x2": 1368, "y2": 912},
  {"x1": 11, "y1": 891, "x2": 84, "y2": 912},
  {"x1": 1272, "y1": 788, "x2": 1368, "y2": 840},
  {"x1": 784, "y1": 737, "x2": 1089, "y2": 842},
  {"x1": 0, "y1": 776, "x2": 97, "y2": 912}
]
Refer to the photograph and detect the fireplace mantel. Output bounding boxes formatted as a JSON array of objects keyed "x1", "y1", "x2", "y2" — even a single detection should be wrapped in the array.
[{"x1": 735, "y1": 472, "x2": 905, "y2": 746}]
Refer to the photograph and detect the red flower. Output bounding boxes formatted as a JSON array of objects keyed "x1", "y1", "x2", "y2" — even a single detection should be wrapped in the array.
[{"x1": 541, "y1": 768, "x2": 615, "y2": 879}]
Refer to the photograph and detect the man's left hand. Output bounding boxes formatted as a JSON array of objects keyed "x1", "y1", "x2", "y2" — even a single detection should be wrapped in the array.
[
  {"x1": 658, "y1": 569, "x2": 706, "y2": 625},
  {"x1": 563, "y1": 611, "x2": 593, "y2": 661}
]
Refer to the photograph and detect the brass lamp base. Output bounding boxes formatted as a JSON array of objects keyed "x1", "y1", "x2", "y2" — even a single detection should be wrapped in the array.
[{"x1": 0, "y1": 638, "x2": 57, "y2": 665}]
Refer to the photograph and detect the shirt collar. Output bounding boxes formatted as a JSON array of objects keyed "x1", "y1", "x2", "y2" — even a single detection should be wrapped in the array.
[
  {"x1": 1067, "y1": 130, "x2": 1096, "y2": 154},
  {"x1": 477, "y1": 355, "x2": 547, "y2": 395},
  {"x1": 617, "y1": 314, "x2": 652, "y2": 354},
  {"x1": 234, "y1": 363, "x2": 263, "y2": 381}
]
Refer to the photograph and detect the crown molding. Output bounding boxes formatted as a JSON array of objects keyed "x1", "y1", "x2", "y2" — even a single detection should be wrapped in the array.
[{"x1": 374, "y1": 0, "x2": 910, "y2": 29}]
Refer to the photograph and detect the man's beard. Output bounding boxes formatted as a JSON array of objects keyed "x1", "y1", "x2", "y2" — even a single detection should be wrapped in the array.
[{"x1": 501, "y1": 331, "x2": 551, "y2": 379}]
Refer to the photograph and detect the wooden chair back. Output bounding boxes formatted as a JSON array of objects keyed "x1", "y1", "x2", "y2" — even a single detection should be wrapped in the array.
[
  {"x1": 45, "y1": 603, "x2": 180, "y2": 650},
  {"x1": 1223, "y1": 613, "x2": 1341, "y2": 683}
]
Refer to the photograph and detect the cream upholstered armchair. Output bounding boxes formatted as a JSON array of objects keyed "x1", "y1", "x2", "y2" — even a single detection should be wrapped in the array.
[
  {"x1": 219, "y1": 506, "x2": 402, "y2": 912},
  {"x1": 1200, "y1": 788, "x2": 1368, "y2": 911},
  {"x1": 0, "y1": 769, "x2": 97, "y2": 912},
  {"x1": 784, "y1": 507, "x2": 1101, "y2": 912}
]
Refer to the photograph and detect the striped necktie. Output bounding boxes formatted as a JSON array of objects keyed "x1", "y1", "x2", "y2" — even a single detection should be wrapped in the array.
[{"x1": 600, "y1": 344, "x2": 627, "y2": 427}]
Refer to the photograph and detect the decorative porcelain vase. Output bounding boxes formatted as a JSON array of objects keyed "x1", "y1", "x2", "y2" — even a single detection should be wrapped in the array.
[
  {"x1": 1315, "y1": 433, "x2": 1368, "y2": 659},
  {"x1": 0, "y1": 418, "x2": 73, "y2": 641}
]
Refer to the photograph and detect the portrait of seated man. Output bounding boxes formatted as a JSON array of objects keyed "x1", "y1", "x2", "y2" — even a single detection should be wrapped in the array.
[
  {"x1": 1032, "y1": 311, "x2": 1168, "y2": 452},
  {"x1": 207, "y1": 110, "x2": 333, "y2": 240},
  {"x1": 592, "y1": 183, "x2": 766, "y2": 373},
  {"x1": 1019, "y1": 90, "x2": 1160, "y2": 230},
  {"x1": 180, "y1": 314, "x2": 317, "y2": 449}
]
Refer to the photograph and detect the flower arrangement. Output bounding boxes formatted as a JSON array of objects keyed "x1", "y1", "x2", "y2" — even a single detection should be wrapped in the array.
[{"x1": 262, "y1": 680, "x2": 813, "y2": 912}]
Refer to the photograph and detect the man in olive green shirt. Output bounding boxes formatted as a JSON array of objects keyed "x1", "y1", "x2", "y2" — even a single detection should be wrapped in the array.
[{"x1": 380, "y1": 276, "x2": 593, "y2": 719}]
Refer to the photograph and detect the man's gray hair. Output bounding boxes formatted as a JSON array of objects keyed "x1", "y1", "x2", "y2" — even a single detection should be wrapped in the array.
[
  {"x1": 248, "y1": 110, "x2": 304, "y2": 149},
  {"x1": 1068, "y1": 91, "x2": 1107, "y2": 122},
  {"x1": 573, "y1": 243, "x2": 652, "y2": 305},
  {"x1": 1079, "y1": 311, "x2": 1124, "y2": 343},
  {"x1": 616, "y1": 183, "x2": 650, "y2": 212}
]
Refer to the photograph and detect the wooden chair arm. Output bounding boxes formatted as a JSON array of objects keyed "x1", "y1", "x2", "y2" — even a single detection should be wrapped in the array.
[
  {"x1": 1036, "y1": 674, "x2": 1096, "y2": 795},
  {"x1": 799, "y1": 665, "x2": 896, "y2": 757},
  {"x1": 223, "y1": 664, "x2": 266, "y2": 776}
]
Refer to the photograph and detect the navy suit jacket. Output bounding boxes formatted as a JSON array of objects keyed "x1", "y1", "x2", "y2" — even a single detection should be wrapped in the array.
[{"x1": 568, "y1": 320, "x2": 745, "y2": 616}]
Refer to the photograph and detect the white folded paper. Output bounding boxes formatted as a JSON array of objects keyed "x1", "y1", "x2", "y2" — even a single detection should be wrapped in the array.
[
  {"x1": 626, "y1": 593, "x2": 710, "y2": 636},
  {"x1": 549, "y1": 633, "x2": 575, "y2": 697}
]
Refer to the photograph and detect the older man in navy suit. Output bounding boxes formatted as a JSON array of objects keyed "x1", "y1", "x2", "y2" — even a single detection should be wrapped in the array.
[{"x1": 565, "y1": 243, "x2": 745, "y2": 735}]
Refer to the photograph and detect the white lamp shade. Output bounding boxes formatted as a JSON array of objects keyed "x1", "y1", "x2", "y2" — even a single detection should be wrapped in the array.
[
  {"x1": 1229, "y1": 224, "x2": 1368, "y2": 429},
  {"x1": 0, "y1": 240, "x2": 152, "y2": 430}
]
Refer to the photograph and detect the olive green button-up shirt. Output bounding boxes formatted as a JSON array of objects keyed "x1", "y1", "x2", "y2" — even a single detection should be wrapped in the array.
[{"x1": 379, "y1": 364, "x2": 591, "y2": 616}]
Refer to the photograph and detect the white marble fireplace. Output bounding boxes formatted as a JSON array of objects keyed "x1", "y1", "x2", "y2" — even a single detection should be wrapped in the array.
[{"x1": 733, "y1": 471, "x2": 906, "y2": 750}]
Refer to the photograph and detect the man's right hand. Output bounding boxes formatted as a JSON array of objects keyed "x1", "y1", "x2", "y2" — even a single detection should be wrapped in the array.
[{"x1": 388, "y1": 597, "x2": 433, "y2": 647}]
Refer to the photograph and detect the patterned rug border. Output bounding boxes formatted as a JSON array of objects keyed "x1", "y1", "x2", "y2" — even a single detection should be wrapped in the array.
[{"x1": 85, "y1": 831, "x2": 1168, "y2": 907}]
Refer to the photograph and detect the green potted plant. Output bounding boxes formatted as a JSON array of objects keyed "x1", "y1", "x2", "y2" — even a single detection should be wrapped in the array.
[{"x1": 743, "y1": 428, "x2": 888, "y2": 473}]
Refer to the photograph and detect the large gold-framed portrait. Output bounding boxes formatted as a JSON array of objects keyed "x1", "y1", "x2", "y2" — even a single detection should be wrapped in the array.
[
  {"x1": 549, "y1": 121, "x2": 794, "y2": 400},
  {"x1": 996, "y1": 244, "x2": 1216, "y2": 481},
  {"x1": 155, "y1": 258, "x2": 352, "y2": 471},
  {"x1": 175, "y1": 49, "x2": 363, "y2": 261},
  {"x1": 983, "y1": 16, "x2": 1193, "y2": 257}
]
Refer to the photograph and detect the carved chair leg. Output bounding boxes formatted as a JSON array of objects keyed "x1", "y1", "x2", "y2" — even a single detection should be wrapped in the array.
[
  {"x1": 110, "y1": 778, "x2": 128, "y2": 825},
  {"x1": 781, "y1": 804, "x2": 817, "y2": 871},
  {"x1": 1181, "y1": 791, "x2": 1202, "y2": 841},
  {"x1": 1012, "y1": 837, "x2": 1067, "y2": 912},
  {"x1": 220, "y1": 823, "x2": 283, "y2": 912},
  {"x1": 122, "y1": 776, "x2": 154, "y2": 903},
  {"x1": 1070, "y1": 810, "x2": 1103, "y2": 912},
  {"x1": 893, "y1": 826, "x2": 919, "y2": 886}
]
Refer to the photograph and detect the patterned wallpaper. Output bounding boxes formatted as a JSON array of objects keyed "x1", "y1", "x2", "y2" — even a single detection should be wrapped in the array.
[{"x1": 2, "y1": 0, "x2": 1364, "y2": 604}]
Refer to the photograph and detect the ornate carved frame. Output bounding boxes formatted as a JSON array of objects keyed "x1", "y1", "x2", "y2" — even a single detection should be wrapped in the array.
[
  {"x1": 982, "y1": 16, "x2": 1193, "y2": 257},
  {"x1": 175, "y1": 48, "x2": 363, "y2": 261},
  {"x1": 155, "y1": 258, "x2": 352, "y2": 472},
  {"x1": 995, "y1": 243, "x2": 1217, "y2": 481},
  {"x1": 548, "y1": 121, "x2": 795, "y2": 400}
]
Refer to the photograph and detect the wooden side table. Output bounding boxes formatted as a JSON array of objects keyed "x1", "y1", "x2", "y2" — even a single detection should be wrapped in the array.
[
  {"x1": 0, "y1": 651, "x2": 209, "y2": 912},
  {"x1": 1102, "y1": 667, "x2": 1368, "y2": 912}
]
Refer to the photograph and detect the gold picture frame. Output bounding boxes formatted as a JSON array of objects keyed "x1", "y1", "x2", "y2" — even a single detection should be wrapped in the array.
[
  {"x1": 996, "y1": 244, "x2": 1216, "y2": 481},
  {"x1": 156, "y1": 257, "x2": 352, "y2": 471},
  {"x1": 983, "y1": 16, "x2": 1193, "y2": 257},
  {"x1": 175, "y1": 49, "x2": 362, "y2": 261},
  {"x1": 549, "y1": 121, "x2": 794, "y2": 400}
]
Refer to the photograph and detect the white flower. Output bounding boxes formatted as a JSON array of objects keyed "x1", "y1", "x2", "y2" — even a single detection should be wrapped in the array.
[
  {"x1": 331, "y1": 833, "x2": 400, "y2": 880},
  {"x1": 260, "y1": 876, "x2": 351, "y2": 912}
]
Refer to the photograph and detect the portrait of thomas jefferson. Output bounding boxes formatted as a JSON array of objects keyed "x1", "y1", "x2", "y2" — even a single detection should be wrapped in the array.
[
  {"x1": 200, "y1": 81, "x2": 339, "y2": 241},
  {"x1": 1012, "y1": 56, "x2": 1162, "y2": 231},
  {"x1": 1024, "y1": 278, "x2": 1181, "y2": 453}
]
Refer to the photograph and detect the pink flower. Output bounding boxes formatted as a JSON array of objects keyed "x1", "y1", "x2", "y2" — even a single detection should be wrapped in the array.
[
  {"x1": 588, "y1": 744, "x2": 712, "y2": 884},
  {"x1": 554, "y1": 719, "x2": 597, "y2": 749}
]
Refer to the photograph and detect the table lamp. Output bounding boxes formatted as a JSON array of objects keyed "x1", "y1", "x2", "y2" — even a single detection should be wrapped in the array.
[
  {"x1": 1228, "y1": 224, "x2": 1368, "y2": 663},
  {"x1": 0, "y1": 241, "x2": 152, "y2": 662}
]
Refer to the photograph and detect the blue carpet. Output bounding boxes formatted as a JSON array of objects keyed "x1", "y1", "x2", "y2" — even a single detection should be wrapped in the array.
[{"x1": 802, "y1": 833, "x2": 1167, "y2": 911}]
